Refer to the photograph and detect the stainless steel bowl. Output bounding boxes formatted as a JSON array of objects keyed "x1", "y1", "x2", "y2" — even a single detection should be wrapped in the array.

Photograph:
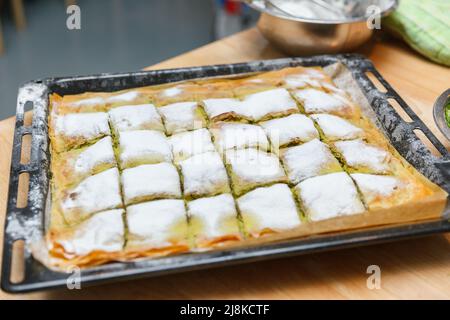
[{"x1": 247, "y1": 0, "x2": 398, "y2": 56}]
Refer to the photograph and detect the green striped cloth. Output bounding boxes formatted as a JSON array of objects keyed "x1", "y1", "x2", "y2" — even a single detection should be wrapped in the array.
[{"x1": 383, "y1": 0, "x2": 450, "y2": 66}]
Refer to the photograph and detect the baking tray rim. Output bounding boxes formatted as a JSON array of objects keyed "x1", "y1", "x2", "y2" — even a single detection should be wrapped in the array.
[{"x1": 2, "y1": 53, "x2": 450, "y2": 293}]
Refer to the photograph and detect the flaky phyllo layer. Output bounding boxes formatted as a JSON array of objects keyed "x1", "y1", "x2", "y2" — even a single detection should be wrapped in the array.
[{"x1": 41, "y1": 66, "x2": 447, "y2": 270}]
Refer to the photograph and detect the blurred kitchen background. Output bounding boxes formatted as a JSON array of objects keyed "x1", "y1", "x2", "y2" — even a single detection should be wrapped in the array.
[{"x1": 0, "y1": 0, "x2": 259, "y2": 119}]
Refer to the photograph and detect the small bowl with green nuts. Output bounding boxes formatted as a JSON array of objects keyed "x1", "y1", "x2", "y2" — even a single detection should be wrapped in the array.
[{"x1": 433, "y1": 89, "x2": 450, "y2": 141}]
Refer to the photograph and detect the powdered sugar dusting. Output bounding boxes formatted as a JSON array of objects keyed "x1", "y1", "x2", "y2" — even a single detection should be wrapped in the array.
[
  {"x1": 334, "y1": 139, "x2": 390, "y2": 173},
  {"x1": 311, "y1": 114, "x2": 363, "y2": 141},
  {"x1": 108, "y1": 104, "x2": 164, "y2": 132},
  {"x1": 61, "y1": 168, "x2": 123, "y2": 217},
  {"x1": 180, "y1": 151, "x2": 229, "y2": 198},
  {"x1": 58, "y1": 209, "x2": 124, "y2": 256},
  {"x1": 127, "y1": 199, "x2": 187, "y2": 248},
  {"x1": 118, "y1": 130, "x2": 173, "y2": 168},
  {"x1": 55, "y1": 112, "x2": 110, "y2": 139},
  {"x1": 159, "y1": 101, "x2": 203, "y2": 134},
  {"x1": 293, "y1": 88, "x2": 350, "y2": 114},
  {"x1": 188, "y1": 194, "x2": 239, "y2": 239},
  {"x1": 212, "y1": 122, "x2": 269, "y2": 153},
  {"x1": 261, "y1": 113, "x2": 319, "y2": 147},
  {"x1": 296, "y1": 172, "x2": 365, "y2": 221},
  {"x1": 281, "y1": 139, "x2": 341, "y2": 184},
  {"x1": 351, "y1": 173, "x2": 401, "y2": 203},
  {"x1": 74, "y1": 136, "x2": 116, "y2": 176},
  {"x1": 121, "y1": 163, "x2": 181, "y2": 205},
  {"x1": 169, "y1": 128, "x2": 215, "y2": 162},
  {"x1": 238, "y1": 184, "x2": 301, "y2": 235}
]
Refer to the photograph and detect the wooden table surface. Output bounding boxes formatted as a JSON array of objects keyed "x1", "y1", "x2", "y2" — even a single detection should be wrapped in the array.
[{"x1": 1, "y1": 28, "x2": 449, "y2": 300}]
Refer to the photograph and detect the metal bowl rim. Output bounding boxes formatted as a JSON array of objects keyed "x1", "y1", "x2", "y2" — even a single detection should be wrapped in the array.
[{"x1": 248, "y1": 0, "x2": 398, "y2": 25}]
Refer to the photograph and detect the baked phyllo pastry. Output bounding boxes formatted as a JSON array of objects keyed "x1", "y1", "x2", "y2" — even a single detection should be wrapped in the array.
[
  {"x1": 52, "y1": 136, "x2": 116, "y2": 188},
  {"x1": 51, "y1": 90, "x2": 150, "y2": 114},
  {"x1": 260, "y1": 114, "x2": 319, "y2": 149},
  {"x1": 56, "y1": 167, "x2": 123, "y2": 224},
  {"x1": 158, "y1": 101, "x2": 207, "y2": 135},
  {"x1": 232, "y1": 78, "x2": 279, "y2": 97},
  {"x1": 169, "y1": 128, "x2": 215, "y2": 163},
  {"x1": 50, "y1": 112, "x2": 110, "y2": 152},
  {"x1": 211, "y1": 122, "x2": 269, "y2": 153},
  {"x1": 121, "y1": 163, "x2": 182, "y2": 205},
  {"x1": 311, "y1": 114, "x2": 363, "y2": 141},
  {"x1": 41, "y1": 65, "x2": 448, "y2": 270},
  {"x1": 125, "y1": 199, "x2": 190, "y2": 257},
  {"x1": 117, "y1": 130, "x2": 173, "y2": 169},
  {"x1": 349, "y1": 172, "x2": 435, "y2": 211},
  {"x1": 292, "y1": 88, "x2": 354, "y2": 117},
  {"x1": 50, "y1": 93, "x2": 108, "y2": 114},
  {"x1": 333, "y1": 139, "x2": 391, "y2": 174},
  {"x1": 188, "y1": 193, "x2": 242, "y2": 248},
  {"x1": 225, "y1": 148, "x2": 287, "y2": 196},
  {"x1": 295, "y1": 172, "x2": 365, "y2": 221},
  {"x1": 179, "y1": 151, "x2": 230, "y2": 199},
  {"x1": 280, "y1": 139, "x2": 342, "y2": 185},
  {"x1": 239, "y1": 88, "x2": 299, "y2": 122},
  {"x1": 108, "y1": 104, "x2": 164, "y2": 133},
  {"x1": 282, "y1": 67, "x2": 329, "y2": 89},
  {"x1": 105, "y1": 90, "x2": 150, "y2": 106},
  {"x1": 48, "y1": 209, "x2": 125, "y2": 267},
  {"x1": 202, "y1": 97, "x2": 249, "y2": 122},
  {"x1": 203, "y1": 88, "x2": 297, "y2": 122},
  {"x1": 151, "y1": 82, "x2": 200, "y2": 106},
  {"x1": 237, "y1": 184, "x2": 301, "y2": 237}
]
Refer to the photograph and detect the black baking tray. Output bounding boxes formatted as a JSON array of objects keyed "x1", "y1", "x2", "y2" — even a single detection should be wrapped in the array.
[{"x1": 2, "y1": 54, "x2": 450, "y2": 293}]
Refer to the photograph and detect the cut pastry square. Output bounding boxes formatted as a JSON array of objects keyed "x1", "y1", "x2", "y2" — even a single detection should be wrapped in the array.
[
  {"x1": 188, "y1": 193, "x2": 242, "y2": 248},
  {"x1": 280, "y1": 139, "x2": 342, "y2": 185},
  {"x1": 122, "y1": 163, "x2": 182, "y2": 205},
  {"x1": 49, "y1": 209, "x2": 125, "y2": 262},
  {"x1": 152, "y1": 83, "x2": 200, "y2": 106},
  {"x1": 311, "y1": 114, "x2": 363, "y2": 141},
  {"x1": 189, "y1": 80, "x2": 237, "y2": 101},
  {"x1": 260, "y1": 114, "x2": 319, "y2": 148},
  {"x1": 51, "y1": 93, "x2": 108, "y2": 114},
  {"x1": 126, "y1": 199, "x2": 190, "y2": 255},
  {"x1": 350, "y1": 173, "x2": 407, "y2": 210},
  {"x1": 54, "y1": 90, "x2": 151, "y2": 114},
  {"x1": 57, "y1": 167, "x2": 123, "y2": 225},
  {"x1": 292, "y1": 88, "x2": 354, "y2": 117},
  {"x1": 333, "y1": 139, "x2": 391, "y2": 174},
  {"x1": 210, "y1": 122, "x2": 269, "y2": 153},
  {"x1": 202, "y1": 97, "x2": 248, "y2": 122},
  {"x1": 283, "y1": 67, "x2": 329, "y2": 89},
  {"x1": 225, "y1": 148, "x2": 287, "y2": 196},
  {"x1": 179, "y1": 151, "x2": 230, "y2": 200},
  {"x1": 117, "y1": 130, "x2": 173, "y2": 169},
  {"x1": 241, "y1": 88, "x2": 299, "y2": 122},
  {"x1": 104, "y1": 90, "x2": 150, "y2": 108},
  {"x1": 158, "y1": 101, "x2": 206, "y2": 135},
  {"x1": 50, "y1": 112, "x2": 110, "y2": 152},
  {"x1": 52, "y1": 136, "x2": 116, "y2": 188},
  {"x1": 232, "y1": 78, "x2": 279, "y2": 97},
  {"x1": 295, "y1": 172, "x2": 365, "y2": 221},
  {"x1": 169, "y1": 128, "x2": 215, "y2": 163},
  {"x1": 237, "y1": 184, "x2": 301, "y2": 237},
  {"x1": 108, "y1": 104, "x2": 164, "y2": 133}
]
